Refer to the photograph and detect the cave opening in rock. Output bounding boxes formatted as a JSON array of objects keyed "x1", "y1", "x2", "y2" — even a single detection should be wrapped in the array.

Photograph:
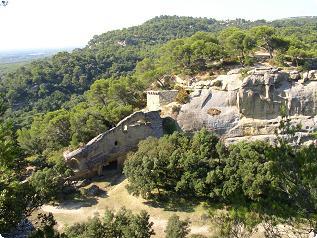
[{"x1": 103, "y1": 160, "x2": 118, "y2": 172}]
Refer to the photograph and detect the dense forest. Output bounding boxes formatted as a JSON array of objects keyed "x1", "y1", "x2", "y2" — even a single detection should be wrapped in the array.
[
  {"x1": 1, "y1": 16, "x2": 317, "y2": 127},
  {"x1": 124, "y1": 127, "x2": 317, "y2": 237},
  {"x1": 1, "y1": 15, "x2": 317, "y2": 237}
]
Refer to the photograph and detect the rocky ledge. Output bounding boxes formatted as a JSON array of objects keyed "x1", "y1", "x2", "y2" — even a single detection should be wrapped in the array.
[{"x1": 173, "y1": 67, "x2": 317, "y2": 144}]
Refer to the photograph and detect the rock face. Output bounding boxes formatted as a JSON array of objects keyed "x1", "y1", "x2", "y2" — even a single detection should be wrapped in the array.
[
  {"x1": 177, "y1": 89, "x2": 240, "y2": 135},
  {"x1": 238, "y1": 69, "x2": 288, "y2": 119},
  {"x1": 238, "y1": 69, "x2": 317, "y2": 119},
  {"x1": 176, "y1": 67, "x2": 317, "y2": 143},
  {"x1": 64, "y1": 111, "x2": 163, "y2": 178},
  {"x1": 65, "y1": 67, "x2": 317, "y2": 178}
]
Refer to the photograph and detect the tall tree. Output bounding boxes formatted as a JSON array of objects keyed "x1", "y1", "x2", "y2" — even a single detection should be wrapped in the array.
[
  {"x1": 251, "y1": 26, "x2": 289, "y2": 58},
  {"x1": 220, "y1": 28, "x2": 256, "y2": 65},
  {"x1": 165, "y1": 215, "x2": 190, "y2": 238}
]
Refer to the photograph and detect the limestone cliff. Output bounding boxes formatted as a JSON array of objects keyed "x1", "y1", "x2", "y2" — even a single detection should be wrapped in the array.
[
  {"x1": 65, "y1": 68, "x2": 317, "y2": 178},
  {"x1": 174, "y1": 68, "x2": 317, "y2": 144}
]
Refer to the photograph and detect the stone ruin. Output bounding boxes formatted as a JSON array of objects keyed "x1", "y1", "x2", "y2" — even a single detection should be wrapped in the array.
[
  {"x1": 63, "y1": 110, "x2": 163, "y2": 178},
  {"x1": 64, "y1": 67, "x2": 317, "y2": 178},
  {"x1": 64, "y1": 90, "x2": 179, "y2": 179},
  {"x1": 146, "y1": 90, "x2": 178, "y2": 111}
]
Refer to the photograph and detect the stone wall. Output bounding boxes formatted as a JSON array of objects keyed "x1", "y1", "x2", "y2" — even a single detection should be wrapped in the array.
[
  {"x1": 64, "y1": 111, "x2": 163, "y2": 178},
  {"x1": 159, "y1": 90, "x2": 179, "y2": 105},
  {"x1": 146, "y1": 90, "x2": 178, "y2": 111}
]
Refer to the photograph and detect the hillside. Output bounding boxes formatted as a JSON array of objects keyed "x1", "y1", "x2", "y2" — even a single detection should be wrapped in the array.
[
  {"x1": 2, "y1": 15, "x2": 316, "y2": 127},
  {"x1": 2, "y1": 15, "x2": 315, "y2": 156},
  {"x1": 1, "y1": 16, "x2": 257, "y2": 124},
  {"x1": 1, "y1": 14, "x2": 317, "y2": 237}
]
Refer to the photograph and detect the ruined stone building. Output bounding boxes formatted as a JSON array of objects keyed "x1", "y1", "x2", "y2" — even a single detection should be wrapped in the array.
[
  {"x1": 64, "y1": 111, "x2": 163, "y2": 178},
  {"x1": 64, "y1": 67, "x2": 317, "y2": 178},
  {"x1": 146, "y1": 90, "x2": 178, "y2": 111},
  {"x1": 64, "y1": 90, "x2": 179, "y2": 178}
]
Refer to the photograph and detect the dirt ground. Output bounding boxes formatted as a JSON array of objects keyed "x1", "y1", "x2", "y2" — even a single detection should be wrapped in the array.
[
  {"x1": 40, "y1": 174, "x2": 212, "y2": 237},
  {"x1": 38, "y1": 173, "x2": 311, "y2": 238}
]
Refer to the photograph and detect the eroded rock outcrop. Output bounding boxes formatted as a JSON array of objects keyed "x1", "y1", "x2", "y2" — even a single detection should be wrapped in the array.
[
  {"x1": 238, "y1": 69, "x2": 317, "y2": 119},
  {"x1": 238, "y1": 69, "x2": 288, "y2": 119},
  {"x1": 177, "y1": 89, "x2": 240, "y2": 135},
  {"x1": 175, "y1": 67, "x2": 317, "y2": 143},
  {"x1": 65, "y1": 67, "x2": 317, "y2": 178}
]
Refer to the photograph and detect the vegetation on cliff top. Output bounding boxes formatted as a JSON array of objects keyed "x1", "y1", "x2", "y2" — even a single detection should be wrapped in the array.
[
  {"x1": 12, "y1": 17, "x2": 317, "y2": 155},
  {"x1": 1, "y1": 16, "x2": 317, "y2": 128}
]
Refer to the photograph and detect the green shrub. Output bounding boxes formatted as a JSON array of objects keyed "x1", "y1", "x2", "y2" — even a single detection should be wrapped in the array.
[
  {"x1": 176, "y1": 88, "x2": 190, "y2": 104},
  {"x1": 212, "y1": 80, "x2": 222, "y2": 87},
  {"x1": 165, "y1": 215, "x2": 190, "y2": 238},
  {"x1": 163, "y1": 117, "x2": 179, "y2": 134},
  {"x1": 273, "y1": 52, "x2": 287, "y2": 67},
  {"x1": 243, "y1": 56, "x2": 255, "y2": 66},
  {"x1": 239, "y1": 67, "x2": 251, "y2": 80}
]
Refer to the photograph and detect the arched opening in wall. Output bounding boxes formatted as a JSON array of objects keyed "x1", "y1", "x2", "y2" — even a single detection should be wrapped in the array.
[
  {"x1": 102, "y1": 160, "x2": 118, "y2": 174},
  {"x1": 114, "y1": 140, "x2": 118, "y2": 146}
]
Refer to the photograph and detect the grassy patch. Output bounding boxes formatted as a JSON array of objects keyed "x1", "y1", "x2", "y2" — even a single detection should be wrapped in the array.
[{"x1": 42, "y1": 176, "x2": 211, "y2": 237}]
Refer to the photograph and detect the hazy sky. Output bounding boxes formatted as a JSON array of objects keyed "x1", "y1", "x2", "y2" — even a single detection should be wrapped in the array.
[{"x1": 0, "y1": 0, "x2": 316, "y2": 51}]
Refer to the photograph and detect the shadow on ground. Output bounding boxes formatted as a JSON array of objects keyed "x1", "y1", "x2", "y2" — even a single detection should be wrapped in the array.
[
  {"x1": 143, "y1": 194, "x2": 201, "y2": 213},
  {"x1": 56, "y1": 197, "x2": 99, "y2": 210},
  {"x1": 93, "y1": 172, "x2": 125, "y2": 186},
  {"x1": 78, "y1": 169, "x2": 125, "y2": 187}
]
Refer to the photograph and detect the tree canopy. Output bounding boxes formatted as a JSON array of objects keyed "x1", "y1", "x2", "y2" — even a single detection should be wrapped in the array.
[
  {"x1": 1, "y1": 15, "x2": 317, "y2": 235},
  {"x1": 124, "y1": 129, "x2": 317, "y2": 234}
]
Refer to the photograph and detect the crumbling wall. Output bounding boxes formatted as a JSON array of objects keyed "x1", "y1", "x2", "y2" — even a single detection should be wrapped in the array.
[
  {"x1": 159, "y1": 90, "x2": 179, "y2": 105},
  {"x1": 146, "y1": 90, "x2": 178, "y2": 111},
  {"x1": 64, "y1": 111, "x2": 163, "y2": 178}
]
